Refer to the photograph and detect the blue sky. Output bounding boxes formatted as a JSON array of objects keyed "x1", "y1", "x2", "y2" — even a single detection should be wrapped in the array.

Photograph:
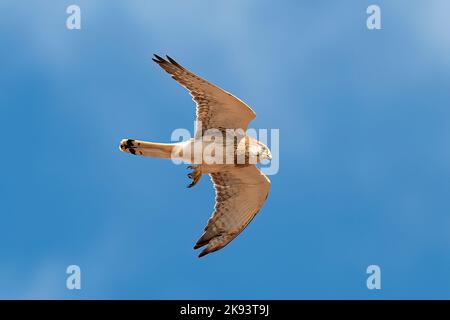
[{"x1": 1, "y1": 0, "x2": 450, "y2": 299}]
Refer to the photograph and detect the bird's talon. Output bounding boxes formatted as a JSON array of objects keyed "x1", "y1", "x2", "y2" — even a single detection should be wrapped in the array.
[{"x1": 187, "y1": 165, "x2": 202, "y2": 188}]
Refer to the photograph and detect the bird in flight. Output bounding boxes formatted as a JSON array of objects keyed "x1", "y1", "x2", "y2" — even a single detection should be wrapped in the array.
[{"x1": 119, "y1": 54, "x2": 272, "y2": 257}]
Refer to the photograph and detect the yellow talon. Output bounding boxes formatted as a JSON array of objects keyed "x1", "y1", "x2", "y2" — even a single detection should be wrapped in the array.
[{"x1": 187, "y1": 165, "x2": 202, "y2": 188}]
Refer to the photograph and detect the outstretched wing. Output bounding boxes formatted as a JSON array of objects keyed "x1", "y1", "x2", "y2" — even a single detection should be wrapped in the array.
[
  {"x1": 194, "y1": 165, "x2": 271, "y2": 257},
  {"x1": 152, "y1": 54, "x2": 256, "y2": 135}
]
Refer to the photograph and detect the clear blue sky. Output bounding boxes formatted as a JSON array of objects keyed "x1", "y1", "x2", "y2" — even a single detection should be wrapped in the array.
[{"x1": 1, "y1": 0, "x2": 450, "y2": 299}]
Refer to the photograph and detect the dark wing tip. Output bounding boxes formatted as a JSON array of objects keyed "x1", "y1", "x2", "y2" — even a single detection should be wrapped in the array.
[
  {"x1": 153, "y1": 53, "x2": 165, "y2": 62},
  {"x1": 193, "y1": 242, "x2": 205, "y2": 250},
  {"x1": 198, "y1": 249, "x2": 210, "y2": 258},
  {"x1": 166, "y1": 55, "x2": 183, "y2": 69},
  {"x1": 153, "y1": 54, "x2": 184, "y2": 71},
  {"x1": 193, "y1": 232, "x2": 211, "y2": 250}
]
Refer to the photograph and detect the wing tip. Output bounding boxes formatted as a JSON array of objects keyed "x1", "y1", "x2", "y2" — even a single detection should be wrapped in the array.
[
  {"x1": 193, "y1": 236, "x2": 209, "y2": 250},
  {"x1": 197, "y1": 246, "x2": 218, "y2": 258},
  {"x1": 152, "y1": 53, "x2": 183, "y2": 69},
  {"x1": 194, "y1": 235, "x2": 216, "y2": 258},
  {"x1": 166, "y1": 55, "x2": 183, "y2": 68},
  {"x1": 194, "y1": 234, "x2": 234, "y2": 258},
  {"x1": 153, "y1": 53, "x2": 164, "y2": 61}
]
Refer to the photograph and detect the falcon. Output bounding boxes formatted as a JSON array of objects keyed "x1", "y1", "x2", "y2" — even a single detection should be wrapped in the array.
[{"x1": 119, "y1": 54, "x2": 272, "y2": 257}]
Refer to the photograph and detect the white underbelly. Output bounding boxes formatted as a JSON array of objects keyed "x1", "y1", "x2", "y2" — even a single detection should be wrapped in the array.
[{"x1": 172, "y1": 138, "x2": 239, "y2": 165}]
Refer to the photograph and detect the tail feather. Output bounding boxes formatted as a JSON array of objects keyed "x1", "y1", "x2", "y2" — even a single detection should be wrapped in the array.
[{"x1": 119, "y1": 139, "x2": 175, "y2": 158}]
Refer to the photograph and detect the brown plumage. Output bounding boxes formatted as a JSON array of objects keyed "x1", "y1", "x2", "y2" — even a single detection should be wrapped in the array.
[{"x1": 119, "y1": 55, "x2": 272, "y2": 257}]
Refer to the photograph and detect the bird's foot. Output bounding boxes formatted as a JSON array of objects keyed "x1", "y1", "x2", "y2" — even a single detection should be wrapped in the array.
[{"x1": 187, "y1": 165, "x2": 202, "y2": 188}]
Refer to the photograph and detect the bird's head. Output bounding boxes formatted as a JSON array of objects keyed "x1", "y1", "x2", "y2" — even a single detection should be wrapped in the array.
[
  {"x1": 256, "y1": 142, "x2": 272, "y2": 162},
  {"x1": 244, "y1": 138, "x2": 272, "y2": 163}
]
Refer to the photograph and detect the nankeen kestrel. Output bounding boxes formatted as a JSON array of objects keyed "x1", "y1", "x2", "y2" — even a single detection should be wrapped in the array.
[{"x1": 119, "y1": 55, "x2": 271, "y2": 257}]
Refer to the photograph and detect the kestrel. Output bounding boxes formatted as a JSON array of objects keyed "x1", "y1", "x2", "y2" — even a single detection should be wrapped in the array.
[{"x1": 119, "y1": 55, "x2": 272, "y2": 257}]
